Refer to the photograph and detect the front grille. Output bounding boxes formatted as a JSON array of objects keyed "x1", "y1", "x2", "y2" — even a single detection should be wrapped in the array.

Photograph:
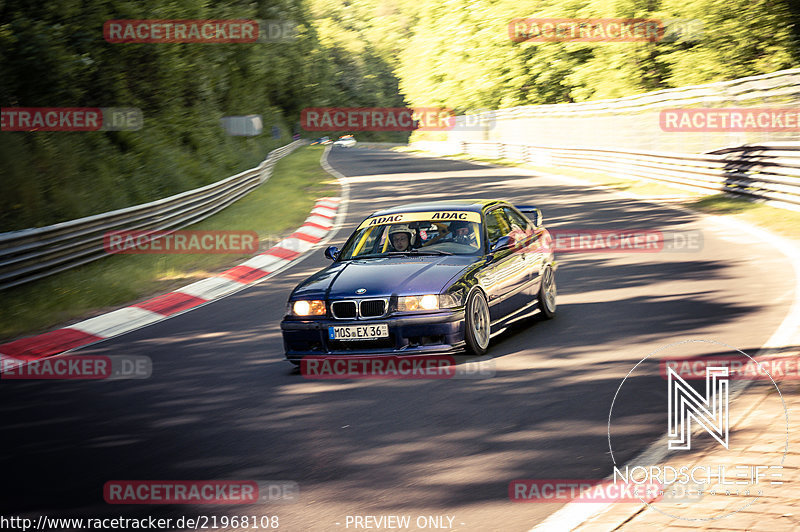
[
  {"x1": 331, "y1": 301, "x2": 357, "y2": 319},
  {"x1": 360, "y1": 299, "x2": 386, "y2": 318}
]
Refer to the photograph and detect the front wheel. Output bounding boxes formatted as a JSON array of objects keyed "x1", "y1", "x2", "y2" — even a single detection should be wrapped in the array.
[
  {"x1": 464, "y1": 290, "x2": 491, "y2": 356},
  {"x1": 537, "y1": 265, "x2": 557, "y2": 320}
]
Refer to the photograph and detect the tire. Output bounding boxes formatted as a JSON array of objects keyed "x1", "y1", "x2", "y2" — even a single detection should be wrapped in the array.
[
  {"x1": 464, "y1": 289, "x2": 491, "y2": 356},
  {"x1": 537, "y1": 265, "x2": 557, "y2": 320}
]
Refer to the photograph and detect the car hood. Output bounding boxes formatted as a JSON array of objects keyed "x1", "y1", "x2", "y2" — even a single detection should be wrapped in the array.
[{"x1": 291, "y1": 255, "x2": 477, "y2": 300}]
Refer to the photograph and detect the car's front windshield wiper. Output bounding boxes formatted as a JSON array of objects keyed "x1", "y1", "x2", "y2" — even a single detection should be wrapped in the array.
[
  {"x1": 385, "y1": 249, "x2": 454, "y2": 256},
  {"x1": 349, "y1": 249, "x2": 455, "y2": 259}
]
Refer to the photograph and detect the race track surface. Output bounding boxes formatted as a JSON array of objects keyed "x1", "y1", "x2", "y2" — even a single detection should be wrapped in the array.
[{"x1": 1, "y1": 148, "x2": 794, "y2": 531}]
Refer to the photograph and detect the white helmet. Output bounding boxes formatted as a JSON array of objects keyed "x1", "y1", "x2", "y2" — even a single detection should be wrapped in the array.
[
  {"x1": 388, "y1": 224, "x2": 414, "y2": 239},
  {"x1": 388, "y1": 224, "x2": 415, "y2": 249}
]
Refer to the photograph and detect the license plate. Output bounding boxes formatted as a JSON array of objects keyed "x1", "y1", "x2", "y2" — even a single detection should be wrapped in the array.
[{"x1": 328, "y1": 324, "x2": 389, "y2": 340}]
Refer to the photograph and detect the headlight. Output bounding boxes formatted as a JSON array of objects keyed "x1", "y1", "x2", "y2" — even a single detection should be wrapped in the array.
[
  {"x1": 398, "y1": 294, "x2": 440, "y2": 311},
  {"x1": 438, "y1": 292, "x2": 463, "y2": 309},
  {"x1": 291, "y1": 300, "x2": 326, "y2": 316}
]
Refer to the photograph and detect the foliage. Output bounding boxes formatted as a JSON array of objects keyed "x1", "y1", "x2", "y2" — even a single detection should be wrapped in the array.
[
  {"x1": 2, "y1": 0, "x2": 797, "y2": 230},
  {"x1": 0, "y1": 0, "x2": 402, "y2": 230},
  {"x1": 395, "y1": 0, "x2": 798, "y2": 109}
]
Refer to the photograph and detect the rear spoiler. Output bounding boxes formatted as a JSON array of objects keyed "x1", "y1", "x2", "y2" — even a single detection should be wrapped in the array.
[{"x1": 516, "y1": 205, "x2": 543, "y2": 228}]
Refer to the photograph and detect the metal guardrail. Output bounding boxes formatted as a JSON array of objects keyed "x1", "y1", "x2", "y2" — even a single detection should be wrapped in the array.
[
  {"x1": 0, "y1": 140, "x2": 304, "y2": 290},
  {"x1": 446, "y1": 68, "x2": 800, "y2": 154},
  {"x1": 353, "y1": 142, "x2": 407, "y2": 149},
  {"x1": 491, "y1": 69, "x2": 800, "y2": 116},
  {"x1": 412, "y1": 140, "x2": 800, "y2": 208}
]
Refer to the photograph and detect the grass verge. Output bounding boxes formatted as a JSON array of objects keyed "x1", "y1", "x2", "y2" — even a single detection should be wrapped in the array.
[
  {"x1": 395, "y1": 147, "x2": 800, "y2": 241},
  {"x1": 1, "y1": 145, "x2": 338, "y2": 341}
]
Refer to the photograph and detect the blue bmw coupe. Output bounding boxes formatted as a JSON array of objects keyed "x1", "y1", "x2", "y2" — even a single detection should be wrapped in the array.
[{"x1": 280, "y1": 200, "x2": 557, "y2": 363}]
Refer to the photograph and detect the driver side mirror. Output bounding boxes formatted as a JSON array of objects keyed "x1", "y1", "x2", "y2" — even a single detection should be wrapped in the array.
[
  {"x1": 324, "y1": 246, "x2": 339, "y2": 260},
  {"x1": 518, "y1": 206, "x2": 543, "y2": 228},
  {"x1": 490, "y1": 236, "x2": 512, "y2": 253},
  {"x1": 529, "y1": 208, "x2": 543, "y2": 228}
]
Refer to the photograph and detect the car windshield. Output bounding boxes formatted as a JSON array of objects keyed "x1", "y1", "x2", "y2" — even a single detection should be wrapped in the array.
[{"x1": 338, "y1": 210, "x2": 483, "y2": 259}]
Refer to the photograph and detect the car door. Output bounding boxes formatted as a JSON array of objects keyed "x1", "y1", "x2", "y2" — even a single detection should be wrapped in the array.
[
  {"x1": 477, "y1": 207, "x2": 530, "y2": 321},
  {"x1": 502, "y1": 206, "x2": 544, "y2": 298}
]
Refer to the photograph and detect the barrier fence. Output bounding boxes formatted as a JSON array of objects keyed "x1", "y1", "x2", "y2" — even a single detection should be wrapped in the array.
[
  {"x1": 445, "y1": 68, "x2": 800, "y2": 154},
  {"x1": 0, "y1": 140, "x2": 304, "y2": 290},
  {"x1": 6, "y1": 70, "x2": 800, "y2": 290},
  {"x1": 411, "y1": 140, "x2": 800, "y2": 209}
]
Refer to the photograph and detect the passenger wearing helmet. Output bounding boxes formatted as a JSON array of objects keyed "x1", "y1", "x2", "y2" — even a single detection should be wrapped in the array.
[
  {"x1": 420, "y1": 220, "x2": 476, "y2": 248},
  {"x1": 388, "y1": 224, "x2": 415, "y2": 251}
]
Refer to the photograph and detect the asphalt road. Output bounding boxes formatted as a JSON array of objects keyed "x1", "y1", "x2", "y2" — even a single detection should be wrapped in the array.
[{"x1": 1, "y1": 147, "x2": 795, "y2": 531}]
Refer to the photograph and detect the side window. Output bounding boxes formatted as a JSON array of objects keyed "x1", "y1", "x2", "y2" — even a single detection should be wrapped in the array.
[
  {"x1": 502, "y1": 206, "x2": 534, "y2": 248},
  {"x1": 503, "y1": 207, "x2": 532, "y2": 233},
  {"x1": 485, "y1": 209, "x2": 511, "y2": 243}
]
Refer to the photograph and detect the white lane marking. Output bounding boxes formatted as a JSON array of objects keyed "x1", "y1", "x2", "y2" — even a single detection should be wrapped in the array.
[
  {"x1": 241, "y1": 254, "x2": 289, "y2": 272},
  {"x1": 311, "y1": 206, "x2": 337, "y2": 217},
  {"x1": 319, "y1": 147, "x2": 351, "y2": 241},
  {"x1": 522, "y1": 172, "x2": 800, "y2": 531},
  {"x1": 305, "y1": 214, "x2": 335, "y2": 228},
  {"x1": 0, "y1": 145, "x2": 348, "y2": 365},
  {"x1": 295, "y1": 224, "x2": 330, "y2": 239},
  {"x1": 69, "y1": 307, "x2": 165, "y2": 339},
  {"x1": 718, "y1": 218, "x2": 800, "y2": 351},
  {"x1": 276, "y1": 237, "x2": 315, "y2": 253},
  {"x1": 395, "y1": 149, "x2": 800, "y2": 530},
  {"x1": 175, "y1": 276, "x2": 244, "y2": 300}
]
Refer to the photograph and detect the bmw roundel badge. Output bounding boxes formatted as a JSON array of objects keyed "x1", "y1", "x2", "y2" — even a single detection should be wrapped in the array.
[{"x1": 356, "y1": 288, "x2": 367, "y2": 294}]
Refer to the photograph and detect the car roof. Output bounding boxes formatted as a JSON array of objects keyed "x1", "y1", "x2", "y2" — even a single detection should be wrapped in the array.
[{"x1": 369, "y1": 200, "x2": 505, "y2": 217}]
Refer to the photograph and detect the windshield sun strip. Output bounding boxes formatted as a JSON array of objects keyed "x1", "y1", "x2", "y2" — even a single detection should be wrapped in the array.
[
  {"x1": 357, "y1": 210, "x2": 482, "y2": 230},
  {"x1": 341, "y1": 218, "x2": 483, "y2": 259}
]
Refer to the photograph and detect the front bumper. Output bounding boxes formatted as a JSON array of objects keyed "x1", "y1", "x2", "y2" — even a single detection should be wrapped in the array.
[{"x1": 280, "y1": 310, "x2": 466, "y2": 360}]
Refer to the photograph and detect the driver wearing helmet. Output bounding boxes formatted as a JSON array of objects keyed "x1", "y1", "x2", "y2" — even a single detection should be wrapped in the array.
[
  {"x1": 388, "y1": 224, "x2": 415, "y2": 251},
  {"x1": 448, "y1": 220, "x2": 475, "y2": 246}
]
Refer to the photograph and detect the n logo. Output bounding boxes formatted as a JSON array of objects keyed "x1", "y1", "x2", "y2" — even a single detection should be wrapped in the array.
[{"x1": 668, "y1": 366, "x2": 729, "y2": 450}]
